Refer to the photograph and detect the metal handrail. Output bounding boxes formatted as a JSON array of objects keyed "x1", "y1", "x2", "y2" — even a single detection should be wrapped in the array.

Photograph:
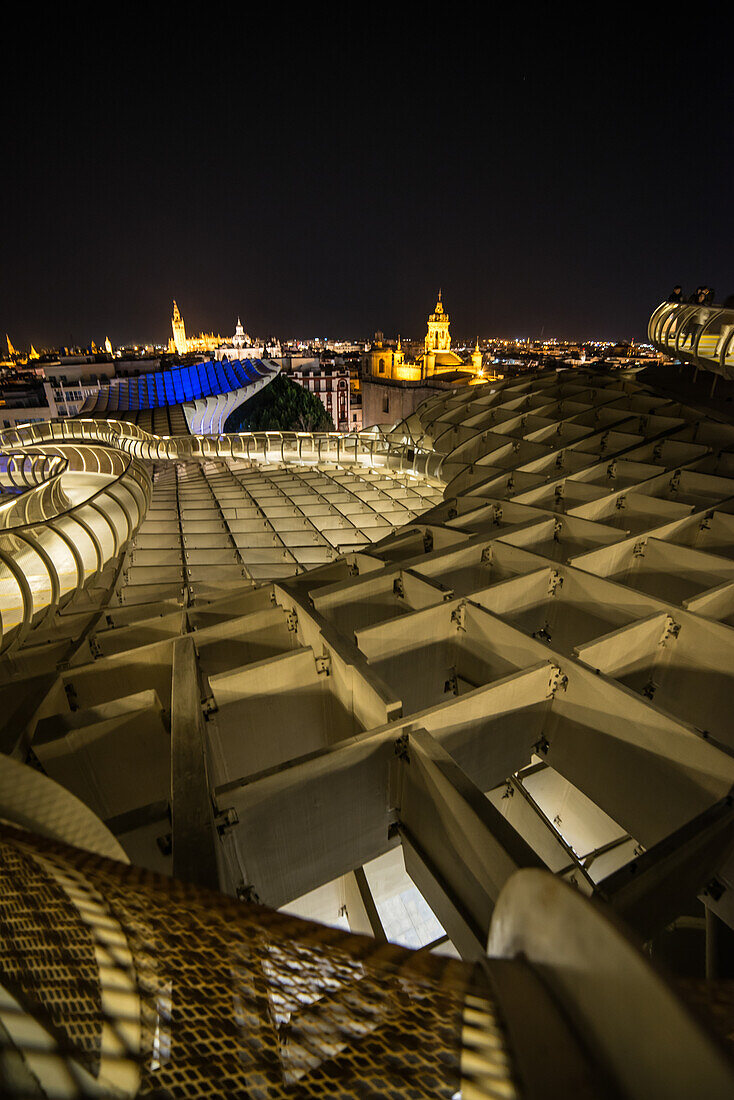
[
  {"x1": 0, "y1": 430, "x2": 151, "y2": 654},
  {"x1": 0, "y1": 418, "x2": 441, "y2": 654},
  {"x1": 648, "y1": 301, "x2": 734, "y2": 380}
]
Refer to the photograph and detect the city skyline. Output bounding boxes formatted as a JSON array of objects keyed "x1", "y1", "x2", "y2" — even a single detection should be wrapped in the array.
[
  {"x1": 2, "y1": 15, "x2": 731, "y2": 349},
  {"x1": 2, "y1": 293, "x2": 662, "y2": 355},
  {"x1": 1, "y1": 306, "x2": 653, "y2": 355}
]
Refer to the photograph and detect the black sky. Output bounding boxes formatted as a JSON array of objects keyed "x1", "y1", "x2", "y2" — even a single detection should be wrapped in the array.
[{"x1": 2, "y1": 12, "x2": 732, "y2": 347}]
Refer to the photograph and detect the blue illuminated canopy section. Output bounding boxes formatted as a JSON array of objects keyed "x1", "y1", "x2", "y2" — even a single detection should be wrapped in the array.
[{"x1": 79, "y1": 359, "x2": 275, "y2": 418}]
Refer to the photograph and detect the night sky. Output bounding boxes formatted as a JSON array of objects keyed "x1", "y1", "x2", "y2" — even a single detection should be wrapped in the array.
[{"x1": 3, "y1": 14, "x2": 732, "y2": 347}]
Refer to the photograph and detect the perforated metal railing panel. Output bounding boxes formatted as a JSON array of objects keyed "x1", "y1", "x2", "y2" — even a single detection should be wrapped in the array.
[{"x1": 0, "y1": 825, "x2": 518, "y2": 1099}]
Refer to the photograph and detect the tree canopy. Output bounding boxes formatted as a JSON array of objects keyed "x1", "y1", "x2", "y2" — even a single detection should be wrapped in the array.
[{"x1": 223, "y1": 374, "x2": 334, "y2": 433}]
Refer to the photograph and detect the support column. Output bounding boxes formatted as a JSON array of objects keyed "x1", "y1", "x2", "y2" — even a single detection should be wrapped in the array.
[
  {"x1": 170, "y1": 634, "x2": 220, "y2": 890},
  {"x1": 343, "y1": 868, "x2": 387, "y2": 940},
  {"x1": 392, "y1": 728, "x2": 542, "y2": 960}
]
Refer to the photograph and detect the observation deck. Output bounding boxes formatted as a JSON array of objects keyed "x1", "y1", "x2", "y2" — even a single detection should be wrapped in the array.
[
  {"x1": 4, "y1": 369, "x2": 734, "y2": 1095},
  {"x1": 649, "y1": 300, "x2": 734, "y2": 380}
]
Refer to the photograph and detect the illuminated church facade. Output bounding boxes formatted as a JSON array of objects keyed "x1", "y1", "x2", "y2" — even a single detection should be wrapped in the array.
[
  {"x1": 364, "y1": 292, "x2": 483, "y2": 381},
  {"x1": 168, "y1": 300, "x2": 224, "y2": 356}
]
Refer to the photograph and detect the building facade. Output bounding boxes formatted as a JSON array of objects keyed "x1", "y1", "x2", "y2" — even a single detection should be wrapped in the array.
[
  {"x1": 363, "y1": 292, "x2": 479, "y2": 382},
  {"x1": 287, "y1": 360, "x2": 352, "y2": 430}
]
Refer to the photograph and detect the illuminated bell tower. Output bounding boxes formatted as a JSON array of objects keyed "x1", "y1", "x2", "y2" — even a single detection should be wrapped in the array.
[
  {"x1": 171, "y1": 301, "x2": 188, "y2": 356},
  {"x1": 471, "y1": 339, "x2": 483, "y2": 374},
  {"x1": 394, "y1": 335, "x2": 404, "y2": 371},
  {"x1": 424, "y1": 290, "x2": 451, "y2": 354}
]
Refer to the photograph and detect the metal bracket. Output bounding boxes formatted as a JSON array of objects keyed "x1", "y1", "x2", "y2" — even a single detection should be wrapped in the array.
[
  {"x1": 393, "y1": 733, "x2": 411, "y2": 763},
  {"x1": 451, "y1": 602, "x2": 466, "y2": 631},
  {"x1": 444, "y1": 667, "x2": 459, "y2": 695},
  {"x1": 700, "y1": 511, "x2": 713, "y2": 531},
  {"x1": 661, "y1": 616, "x2": 681, "y2": 644},
  {"x1": 705, "y1": 879, "x2": 726, "y2": 902},
  {"x1": 632, "y1": 539, "x2": 646, "y2": 559},
  {"x1": 392, "y1": 576, "x2": 405, "y2": 598},
  {"x1": 548, "y1": 569, "x2": 564, "y2": 596},
  {"x1": 642, "y1": 679, "x2": 656, "y2": 700},
  {"x1": 553, "y1": 518, "x2": 563, "y2": 543},
  {"x1": 237, "y1": 882, "x2": 262, "y2": 904},
  {"x1": 315, "y1": 654, "x2": 331, "y2": 676},
  {"x1": 215, "y1": 807, "x2": 239, "y2": 836},
  {"x1": 202, "y1": 694, "x2": 218, "y2": 716},
  {"x1": 423, "y1": 530, "x2": 434, "y2": 553},
  {"x1": 286, "y1": 609, "x2": 298, "y2": 632},
  {"x1": 156, "y1": 832, "x2": 172, "y2": 856},
  {"x1": 669, "y1": 469, "x2": 681, "y2": 493},
  {"x1": 606, "y1": 461, "x2": 617, "y2": 480},
  {"x1": 532, "y1": 623, "x2": 552, "y2": 644},
  {"x1": 347, "y1": 559, "x2": 359, "y2": 576},
  {"x1": 615, "y1": 494, "x2": 626, "y2": 511},
  {"x1": 492, "y1": 504, "x2": 503, "y2": 524},
  {"x1": 481, "y1": 545, "x2": 493, "y2": 566},
  {"x1": 547, "y1": 665, "x2": 568, "y2": 697}
]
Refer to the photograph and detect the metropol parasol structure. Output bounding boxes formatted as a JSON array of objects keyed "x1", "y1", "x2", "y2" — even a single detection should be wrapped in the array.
[{"x1": 2, "y1": 318, "x2": 734, "y2": 1097}]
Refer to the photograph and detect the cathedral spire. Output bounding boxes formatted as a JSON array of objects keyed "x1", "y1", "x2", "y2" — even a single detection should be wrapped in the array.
[
  {"x1": 171, "y1": 300, "x2": 188, "y2": 356},
  {"x1": 425, "y1": 292, "x2": 450, "y2": 353}
]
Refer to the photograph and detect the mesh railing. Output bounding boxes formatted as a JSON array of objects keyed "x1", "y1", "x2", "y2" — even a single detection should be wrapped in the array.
[
  {"x1": 0, "y1": 825, "x2": 518, "y2": 1099},
  {"x1": 0, "y1": 421, "x2": 445, "y2": 486}
]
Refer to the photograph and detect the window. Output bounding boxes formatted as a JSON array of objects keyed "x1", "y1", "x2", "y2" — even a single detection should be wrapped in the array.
[
  {"x1": 378, "y1": 359, "x2": 385, "y2": 374},
  {"x1": 382, "y1": 395, "x2": 390, "y2": 413}
]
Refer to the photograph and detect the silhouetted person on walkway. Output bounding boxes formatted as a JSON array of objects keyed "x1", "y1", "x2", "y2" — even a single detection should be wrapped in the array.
[
  {"x1": 667, "y1": 285, "x2": 683, "y2": 302},
  {"x1": 684, "y1": 287, "x2": 711, "y2": 349}
]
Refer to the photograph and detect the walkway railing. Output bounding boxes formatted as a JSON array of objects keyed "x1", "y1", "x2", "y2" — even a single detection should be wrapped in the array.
[
  {"x1": 648, "y1": 301, "x2": 734, "y2": 380},
  {"x1": 0, "y1": 419, "x2": 442, "y2": 654},
  {"x1": 0, "y1": 429, "x2": 151, "y2": 654}
]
